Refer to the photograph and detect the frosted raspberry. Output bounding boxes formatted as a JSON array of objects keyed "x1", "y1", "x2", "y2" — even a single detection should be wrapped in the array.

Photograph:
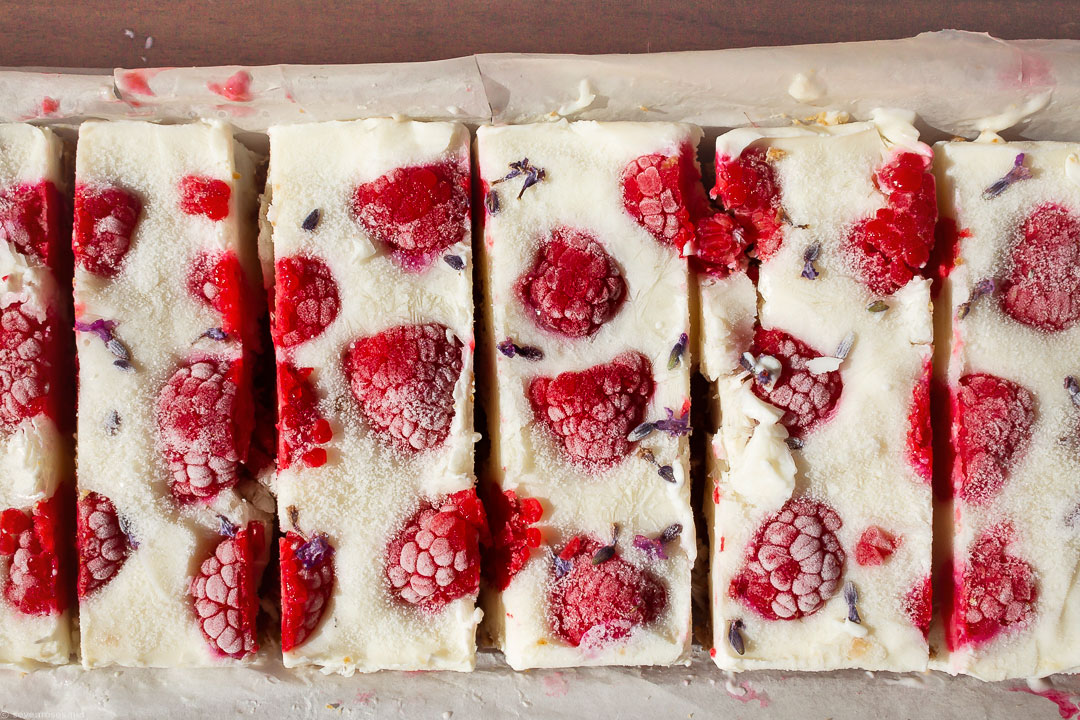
[
  {"x1": 515, "y1": 228, "x2": 626, "y2": 338},
  {"x1": 547, "y1": 536, "x2": 666, "y2": 647},
  {"x1": 692, "y1": 212, "x2": 752, "y2": 278},
  {"x1": 385, "y1": 489, "x2": 488, "y2": 612},
  {"x1": 76, "y1": 492, "x2": 131, "y2": 598},
  {"x1": 951, "y1": 524, "x2": 1037, "y2": 647},
  {"x1": 907, "y1": 358, "x2": 933, "y2": 483},
  {"x1": 0, "y1": 181, "x2": 59, "y2": 264},
  {"x1": 904, "y1": 575, "x2": 932, "y2": 639},
  {"x1": 0, "y1": 301, "x2": 58, "y2": 433},
  {"x1": 344, "y1": 323, "x2": 463, "y2": 454},
  {"x1": 274, "y1": 255, "x2": 340, "y2": 349},
  {"x1": 73, "y1": 184, "x2": 141, "y2": 277},
  {"x1": 730, "y1": 497, "x2": 845, "y2": 621},
  {"x1": 190, "y1": 521, "x2": 265, "y2": 659},
  {"x1": 843, "y1": 152, "x2": 937, "y2": 296},
  {"x1": 955, "y1": 373, "x2": 1035, "y2": 504},
  {"x1": 749, "y1": 327, "x2": 843, "y2": 438},
  {"x1": 854, "y1": 525, "x2": 900, "y2": 566},
  {"x1": 179, "y1": 175, "x2": 231, "y2": 220},
  {"x1": 351, "y1": 161, "x2": 470, "y2": 269},
  {"x1": 276, "y1": 362, "x2": 332, "y2": 470},
  {"x1": 187, "y1": 251, "x2": 247, "y2": 337},
  {"x1": 1000, "y1": 203, "x2": 1080, "y2": 332},
  {"x1": 714, "y1": 148, "x2": 784, "y2": 261},
  {"x1": 528, "y1": 352, "x2": 653, "y2": 472},
  {"x1": 0, "y1": 494, "x2": 68, "y2": 616},
  {"x1": 480, "y1": 485, "x2": 543, "y2": 591},
  {"x1": 620, "y1": 148, "x2": 701, "y2": 251},
  {"x1": 156, "y1": 357, "x2": 250, "y2": 503},
  {"x1": 280, "y1": 530, "x2": 334, "y2": 652}
]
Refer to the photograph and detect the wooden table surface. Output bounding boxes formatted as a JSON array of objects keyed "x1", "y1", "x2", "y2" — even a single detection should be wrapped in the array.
[{"x1": 1, "y1": 0, "x2": 1075, "y2": 69}]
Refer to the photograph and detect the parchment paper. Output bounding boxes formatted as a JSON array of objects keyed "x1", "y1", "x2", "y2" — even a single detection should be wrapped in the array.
[{"x1": 3, "y1": 29, "x2": 1080, "y2": 720}]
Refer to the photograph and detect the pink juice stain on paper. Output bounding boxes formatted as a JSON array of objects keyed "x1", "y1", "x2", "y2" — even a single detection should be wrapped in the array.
[
  {"x1": 1009, "y1": 687, "x2": 1080, "y2": 719},
  {"x1": 355, "y1": 691, "x2": 376, "y2": 705},
  {"x1": 727, "y1": 681, "x2": 769, "y2": 708},
  {"x1": 542, "y1": 672, "x2": 568, "y2": 697},
  {"x1": 208, "y1": 70, "x2": 253, "y2": 102}
]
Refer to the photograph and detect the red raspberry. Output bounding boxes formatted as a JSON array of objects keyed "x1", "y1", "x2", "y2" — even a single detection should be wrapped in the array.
[
  {"x1": 854, "y1": 525, "x2": 900, "y2": 566},
  {"x1": 0, "y1": 181, "x2": 59, "y2": 265},
  {"x1": 930, "y1": 217, "x2": 965, "y2": 299},
  {"x1": 274, "y1": 255, "x2": 340, "y2": 349},
  {"x1": 515, "y1": 228, "x2": 626, "y2": 338},
  {"x1": 187, "y1": 251, "x2": 247, "y2": 337},
  {"x1": 692, "y1": 212, "x2": 752, "y2": 278},
  {"x1": 280, "y1": 530, "x2": 334, "y2": 652},
  {"x1": 713, "y1": 148, "x2": 784, "y2": 261},
  {"x1": 843, "y1": 152, "x2": 937, "y2": 296},
  {"x1": 351, "y1": 161, "x2": 470, "y2": 269},
  {"x1": 0, "y1": 301, "x2": 59, "y2": 433},
  {"x1": 954, "y1": 373, "x2": 1035, "y2": 504},
  {"x1": 907, "y1": 357, "x2": 933, "y2": 484},
  {"x1": 904, "y1": 575, "x2": 932, "y2": 639},
  {"x1": 179, "y1": 175, "x2": 231, "y2": 221},
  {"x1": 76, "y1": 491, "x2": 131, "y2": 598},
  {"x1": 190, "y1": 521, "x2": 265, "y2": 659},
  {"x1": 1, "y1": 494, "x2": 68, "y2": 616},
  {"x1": 620, "y1": 147, "x2": 701, "y2": 251},
  {"x1": 950, "y1": 524, "x2": 1037, "y2": 648},
  {"x1": 749, "y1": 327, "x2": 843, "y2": 438},
  {"x1": 344, "y1": 323, "x2": 463, "y2": 454},
  {"x1": 547, "y1": 536, "x2": 666, "y2": 648},
  {"x1": 528, "y1": 352, "x2": 654, "y2": 472},
  {"x1": 73, "y1": 184, "x2": 141, "y2": 277},
  {"x1": 276, "y1": 362, "x2": 332, "y2": 470},
  {"x1": 385, "y1": 489, "x2": 488, "y2": 612},
  {"x1": 480, "y1": 484, "x2": 543, "y2": 591},
  {"x1": 156, "y1": 357, "x2": 251, "y2": 503},
  {"x1": 729, "y1": 497, "x2": 845, "y2": 621},
  {"x1": 1000, "y1": 203, "x2": 1080, "y2": 332}
]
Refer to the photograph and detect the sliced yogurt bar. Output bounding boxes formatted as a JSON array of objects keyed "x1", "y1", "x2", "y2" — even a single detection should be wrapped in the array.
[
  {"x1": 73, "y1": 120, "x2": 272, "y2": 667},
  {"x1": 0, "y1": 124, "x2": 74, "y2": 666},
  {"x1": 265, "y1": 119, "x2": 478, "y2": 673},
  {"x1": 702, "y1": 113, "x2": 936, "y2": 672},
  {"x1": 935, "y1": 139, "x2": 1080, "y2": 680},
  {"x1": 476, "y1": 121, "x2": 700, "y2": 669}
]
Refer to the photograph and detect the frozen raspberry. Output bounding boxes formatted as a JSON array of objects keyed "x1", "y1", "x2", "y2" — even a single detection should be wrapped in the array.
[
  {"x1": 0, "y1": 181, "x2": 59, "y2": 264},
  {"x1": 179, "y1": 175, "x2": 231, "y2": 220},
  {"x1": 955, "y1": 373, "x2": 1035, "y2": 504},
  {"x1": 547, "y1": 536, "x2": 666, "y2": 647},
  {"x1": 156, "y1": 357, "x2": 251, "y2": 504},
  {"x1": 713, "y1": 148, "x2": 784, "y2": 261},
  {"x1": 904, "y1": 575, "x2": 932, "y2": 639},
  {"x1": 274, "y1": 255, "x2": 340, "y2": 349},
  {"x1": 515, "y1": 228, "x2": 626, "y2": 338},
  {"x1": 749, "y1": 327, "x2": 843, "y2": 438},
  {"x1": 730, "y1": 497, "x2": 845, "y2": 621},
  {"x1": 351, "y1": 161, "x2": 470, "y2": 268},
  {"x1": 190, "y1": 521, "x2": 265, "y2": 659},
  {"x1": 280, "y1": 530, "x2": 335, "y2": 652},
  {"x1": 907, "y1": 358, "x2": 933, "y2": 484},
  {"x1": 187, "y1": 251, "x2": 247, "y2": 337},
  {"x1": 951, "y1": 524, "x2": 1037, "y2": 647},
  {"x1": 385, "y1": 489, "x2": 488, "y2": 612},
  {"x1": 692, "y1": 212, "x2": 752, "y2": 278},
  {"x1": 528, "y1": 352, "x2": 653, "y2": 472},
  {"x1": 73, "y1": 184, "x2": 141, "y2": 277},
  {"x1": 76, "y1": 492, "x2": 131, "y2": 597},
  {"x1": 930, "y1": 217, "x2": 965, "y2": 298},
  {"x1": 1000, "y1": 203, "x2": 1080, "y2": 332},
  {"x1": 854, "y1": 525, "x2": 900, "y2": 567},
  {"x1": 620, "y1": 148, "x2": 701, "y2": 251},
  {"x1": 480, "y1": 484, "x2": 543, "y2": 591},
  {"x1": 0, "y1": 494, "x2": 68, "y2": 616},
  {"x1": 0, "y1": 301, "x2": 59, "y2": 433},
  {"x1": 344, "y1": 323, "x2": 463, "y2": 454},
  {"x1": 276, "y1": 362, "x2": 332, "y2": 470},
  {"x1": 843, "y1": 152, "x2": 937, "y2": 296}
]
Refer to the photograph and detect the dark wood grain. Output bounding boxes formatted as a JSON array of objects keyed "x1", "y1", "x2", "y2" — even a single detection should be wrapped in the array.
[{"x1": 0, "y1": 0, "x2": 1075, "y2": 69}]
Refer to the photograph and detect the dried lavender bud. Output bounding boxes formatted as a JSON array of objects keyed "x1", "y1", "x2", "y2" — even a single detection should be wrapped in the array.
[
  {"x1": 659, "y1": 523, "x2": 683, "y2": 543},
  {"x1": 75, "y1": 318, "x2": 116, "y2": 343},
  {"x1": 785, "y1": 436, "x2": 803, "y2": 450},
  {"x1": 104, "y1": 410, "x2": 121, "y2": 436},
  {"x1": 297, "y1": 534, "x2": 334, "y2": 570},
  {"x1": 518, "y1": 166, "x2": 546, "y2": 199},
  {"x1": 301, "y1": 208, "x2": 321, "y2": 231},
  {"x1": 552, "y1": 551, "x2": 572, "y2": 579},
  {"x1": 983, "y1": 153, "x2": 1033, "y2": 199},
  {"x1": 1066, "y1": 376, "x2": 1080, "y2": 408},
  {"x1": 592, "y1": 543, "x2": 616, "y2": 566},
  {"x1": 972, "y1": 278, "x2": 996, "y2": 299},
  {"x1": 957, "y1": 302, "x2": 972, "y2": 320},
  {"x1": 117, "y1": 513, "x2": 138, "y2": 549},
  {"x1": 632, "y1": 534, "x2": 667, "y2": 560},
  {"x1": 496, "y1": 338, "x2": 543, "y2": 360},
  {"x1": 844, "y1": 580, "x2": 861, "y2": 624},
  {"x1": 494, "y1": 158, "x2": 547, "y2": 200},
  {"x1": 105, "y1": 338, "x2": 130, "y2": 361},
  {"x1": 801, "y1": 242, "x2": 821, "y2": 280},
  {"x1": 113, "y1": 359, "x2": 134, "y2": 372},
  {"x1": 636, "y1": 446, "x2": 657, "y2": 465},
  {"x1": 202, "y1": 327, "x2": 227, "y2": 341},
  {"x1": 866, "y1": 300, "x2": 889, "y2": 313},
  {"x1": 287, "y1": 505, "x2": 300, "y2": 528},
  {"x1": 217, "y1": 515, "x2": 237, "y2": 537},
  {"x1": 834, "y1": 331, "x2": 855, "y2": 360},
  {"x1": 654, "y1": 408, "x2": 691, "y2": 437},
  {"x1": 443, "y1": 254, "x2": 465, "y2": 271},
  {"x1": 739, "y1": 352, "x2": 755, "y2": 373},
  {"x1": 627, "y1": 421, "x2": 657, "y2": 442},
  {"x1": 728, "y1": 619, "x2": 746, "y2": 655},
  {"x1": 657, "y1": 465, "x2": 676, "y2": 483},
  {"x1": 668, "y1": 332, "x2": 689, "y2": 370},
  {"x1": 496, "y1": 339, "x2": 516, "y2": 358},
  {"x1": 484, "y1": 188, "x2": 500, "y2": 214}
]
